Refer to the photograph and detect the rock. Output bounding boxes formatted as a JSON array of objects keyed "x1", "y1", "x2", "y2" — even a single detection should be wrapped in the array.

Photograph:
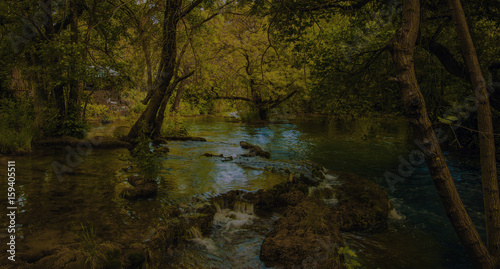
[
  {"x1": 333, "y1": 172, "x2": 390, "y2": 232},
  {"x1": 164, "y1": 136, "x2": 207, "y2": 141},
  {"x1": 155, "y1": 147, "x2": 169, "y2": 154},
  {"x1": 239, "y1": 141, "x2": 271, "y2": 159},
  {"x1": 202, "y1": 153, "x2": 233, "y2": 162},
  {"x1": 202, "y1": 153, "x2": 223, "y2": 157},
  {"x1": 120, "y1": 179, "x2": 158, "y2": 200},
  {"x1": 152, "y1": 138, "x2": 169, "y2": 145},
  {"x1": 127, "y1": 175, "x2": 143, "y2": 187},
  {"x1": 260, "y1": 199, "x2": 344, "y2": 269},
  {"x1": 239, "y1": 141, "x2": 253, "y2": 149}
]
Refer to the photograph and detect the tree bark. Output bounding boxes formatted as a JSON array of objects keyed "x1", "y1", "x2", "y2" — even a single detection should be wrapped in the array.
[
  {"x1": 390, "y1": 0, "x2": 496, "y2": 268},
  {"x1": 447, "y1": 0, "x2": 500, "y2": 260}
]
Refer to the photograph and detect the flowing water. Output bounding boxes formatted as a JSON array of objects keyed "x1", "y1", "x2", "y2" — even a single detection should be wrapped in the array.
[{"x1": 0, "y1": 116, "x2": 486, "y2": 268}]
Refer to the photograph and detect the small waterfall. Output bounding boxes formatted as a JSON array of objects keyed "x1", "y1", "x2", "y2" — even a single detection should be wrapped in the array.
[
  {"x1": 309, "y1": 172, "x2": 340, "y2": 207},
  {"x1": 188, "y1": 226, "x2": 217, "y2": 252},
  {"x1": 233, "y1": 201, "x2": 254, "y2": 215},
  {"x1": 213, "y1": 199, "x2": 224, "y2": 213}
]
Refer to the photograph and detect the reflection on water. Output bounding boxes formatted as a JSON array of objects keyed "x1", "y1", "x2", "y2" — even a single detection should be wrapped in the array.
[{"x1": 0, "y1": 116, "x2": 482, "y2": 268}]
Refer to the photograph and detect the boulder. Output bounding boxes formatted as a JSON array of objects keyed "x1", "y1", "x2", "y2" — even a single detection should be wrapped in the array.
[{"x1": 334, "y1": 172, "x2": 391, "y2": 232}]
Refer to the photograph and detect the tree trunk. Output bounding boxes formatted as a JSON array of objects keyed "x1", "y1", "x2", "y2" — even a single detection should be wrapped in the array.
[
  {"x1": 128, "y1": 0, "x2": 181, "y2": 139},
  {"x1": 447, "y1": 0, "x2": 500, "y2": 260},
  {"x1": 171, "y1": 84, "x2": 185, "y2": 112},
  {"x1": 390, "y1": 0, "x2": 496, "y2": 268},
  {"x1": 68, "y1": 0, "x2": 82, "y2": 120},
  {"x1": 139, "y1": 25, "x2": 153, "y2": 93},
  {"x1": 257, "y1": 105, "x2": 269, "y2": 121},
  {"x1": 152, "y1": 85, "x2": 176, "y2": 138}
]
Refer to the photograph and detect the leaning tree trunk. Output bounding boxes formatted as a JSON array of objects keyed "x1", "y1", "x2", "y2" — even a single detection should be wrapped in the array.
[
  {"x1": 390, "y1": 0, "x2": 496, "y2": 268},
  {"x1": 128, "y1": 0, "x2": 181, "y2": 139},
  {"x1": 152, "y1": 85, "x2": 176, "y2": 138},
  {"x1": 171, "y1": 83, "x2": 185, "y2": 112},
  {"x1": 447, "y1": 0, "x2": 500, "y2": 260}
]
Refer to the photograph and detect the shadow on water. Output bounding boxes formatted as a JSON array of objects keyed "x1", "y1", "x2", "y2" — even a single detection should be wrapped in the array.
[{"x1": 0, "y1": 116, "x2": 485, "y2": 268}]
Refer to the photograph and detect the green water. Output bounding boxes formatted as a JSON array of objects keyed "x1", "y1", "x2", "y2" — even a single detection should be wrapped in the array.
[{"x1": 0, "y1": 116, "x2": 481, "y2": 268}]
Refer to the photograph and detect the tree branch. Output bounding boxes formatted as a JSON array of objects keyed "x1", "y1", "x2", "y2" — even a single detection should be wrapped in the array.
[
  {"x1": 180, "y1": 0, "x2": 204, "y2": 19},
  {"x1": 215, "y1": 96, "x2": 253, "y2": 102},
  {"x1": 419, "y1": 36, "x2": 469, "y2": 82}
]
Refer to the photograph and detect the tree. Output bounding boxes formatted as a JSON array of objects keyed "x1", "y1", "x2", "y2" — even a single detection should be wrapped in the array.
[
  {"x1": 389, "y1": 0, "x2": 496, "y2": 267},
  {"x1": 447, "y1": 0, "x2": 500, "y2": 259},
  {"x1": 2, "y1": 0, "x2": 130, "y2": 138},
  {"x1": 127, "y1": 0, "x2": 234, "y2": 139},
  {"x1": 200, "y1": 11, "x2": 306, "y2": 120},
  {"x1": 255, "y1": 0, "x2": 500, "y2": 266}
]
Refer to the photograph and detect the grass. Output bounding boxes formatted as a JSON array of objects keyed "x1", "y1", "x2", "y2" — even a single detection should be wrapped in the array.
[{"x1": 75, "y1": 223, "x2": 105, "y2": 268}]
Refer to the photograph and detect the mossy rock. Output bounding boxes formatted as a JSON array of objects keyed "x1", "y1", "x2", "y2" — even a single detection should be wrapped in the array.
[
  {"x1": 334, "y1": 172, "x2": 390, "y2": 232},
  {"x1": 260, "y1": 199, "x2": 344, "y2": 268}
]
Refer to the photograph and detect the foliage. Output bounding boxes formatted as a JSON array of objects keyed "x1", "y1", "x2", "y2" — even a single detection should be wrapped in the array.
[
  {"x1": 131, "y1": 125, "x2": 162, "y2": 181},
  {"x1": 42, "y1": 111, "x2": 89, "y2": 139},
  {"x1": 338, "y1": 246, "x2": 361, "y2": 269},
  {"x1": 161, "y1": 117, "x2": 190, "y2": 137},
  {"x1": 85, "y1": 103, "x2": 114, "y2": 122},
  {"x1": 0, "y1": 99, "x2": 38, "y2": 154}
]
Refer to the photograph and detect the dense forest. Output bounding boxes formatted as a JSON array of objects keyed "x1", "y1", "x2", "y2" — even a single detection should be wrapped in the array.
[{"x1": 1, "y1": 0, "x2": 500, "y2": 268}]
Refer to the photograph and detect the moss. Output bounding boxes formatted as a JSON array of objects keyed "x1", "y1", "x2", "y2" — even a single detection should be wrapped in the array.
[{"x1": 334, "y1": 172, "x2": 390, "y2": 232}]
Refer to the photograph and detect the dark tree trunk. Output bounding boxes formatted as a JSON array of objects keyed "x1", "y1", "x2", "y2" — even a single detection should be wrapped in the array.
[
  {"x1": 152, "y1": 85, "x2": 176, "y2": 138},
  {"x1": 447, "y1": 0, "x2": 500, "y2": 260},
  {"x1": 128, "y1": 0, "x2": 182, "y2": 139},
  {"x1": 390, "y1": 0, "x2": 496, "y2": 268}
]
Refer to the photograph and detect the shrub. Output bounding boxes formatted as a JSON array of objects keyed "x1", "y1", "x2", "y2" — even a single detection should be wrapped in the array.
[
  {"x1": 0, "y1": 99, "x2": 38, "y2": 154},
  {"x1": 161, "y1": 117, "x2": 189, "y2": 137}
]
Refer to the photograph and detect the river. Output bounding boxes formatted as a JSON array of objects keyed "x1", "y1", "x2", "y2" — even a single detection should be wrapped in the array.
[{"x1": 1, "y1": 116, "x2": 484, "y2": 268}]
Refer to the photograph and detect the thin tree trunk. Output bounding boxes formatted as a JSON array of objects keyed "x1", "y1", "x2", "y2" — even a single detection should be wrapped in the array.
[
  {"x1": 171, "y1": 84, "x2": 185, "y2": 112},
  {"x1": 68, "y1": 0, "x2": 81, "y2": 120},
  {"x1": 139, "y1": 25, "x2": 153, "y2": 93},
  {"x1": 152, "y1": 85, "x2": 175, "y2": 138},
  {"x1": 390, "y1": 0, "x2": 496, "y2": 268},
  {"x1": 447, "y1": 0, "x2": 500, "y2": 260}
]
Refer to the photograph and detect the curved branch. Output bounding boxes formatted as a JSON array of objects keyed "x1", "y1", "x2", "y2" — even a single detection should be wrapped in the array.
[{"x1": 214, "y1": 96, "x2": 253, "y2": 102}]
